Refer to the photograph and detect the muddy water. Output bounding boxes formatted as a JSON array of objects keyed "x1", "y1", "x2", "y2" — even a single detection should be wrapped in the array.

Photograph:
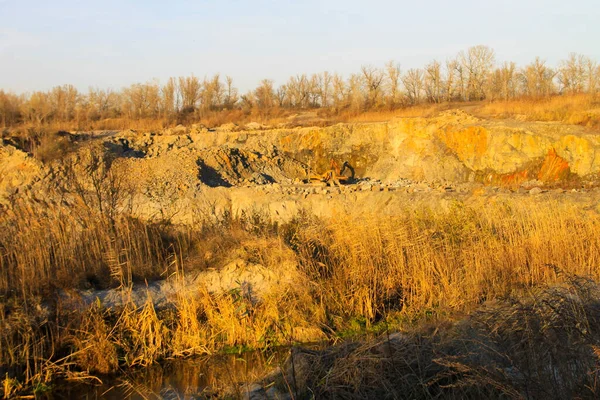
[{"x1": 46, "y1": 348, "x2": 289, "y2": 399}]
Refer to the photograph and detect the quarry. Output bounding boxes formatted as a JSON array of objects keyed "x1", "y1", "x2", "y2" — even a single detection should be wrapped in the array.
[{"x1": 3, "y1": 110, "x2": 600, "y2": 398}]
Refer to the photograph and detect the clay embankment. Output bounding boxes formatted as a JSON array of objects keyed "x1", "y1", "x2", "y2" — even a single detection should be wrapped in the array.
[
  {"x1": 88, "y1": 110, "x2": 600, "y2": 222},
  {"x1": 3, "y1": 110, "x2": 600, "y2": 222}
]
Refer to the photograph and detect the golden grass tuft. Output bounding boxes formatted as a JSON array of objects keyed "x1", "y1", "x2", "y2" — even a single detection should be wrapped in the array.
[{"x1": 72, "y1": 303, "x2": 119, "y2": 375}]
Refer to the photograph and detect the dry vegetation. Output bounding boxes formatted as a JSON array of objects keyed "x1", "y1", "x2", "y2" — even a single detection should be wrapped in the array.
[
  {"x1": 3, "y1": 45, "x2": 600, "y2": 398},
  {"x1": 3, "y1": 185, "x2": 600, "y2": 397},
  {"x1": 478, "y1": 93, "x2": 600, "y2": 128},
  {"x1": 1, "y1": 46, "x2": 599, "y2": 134},
  {"x1": 274, "y1": 275, "x2": 600, "y2": 399}
]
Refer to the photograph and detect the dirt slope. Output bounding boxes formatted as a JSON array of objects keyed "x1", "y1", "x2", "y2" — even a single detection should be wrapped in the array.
[{"x1": 3, "y1": 110, "x2": 600, "y2": 222}]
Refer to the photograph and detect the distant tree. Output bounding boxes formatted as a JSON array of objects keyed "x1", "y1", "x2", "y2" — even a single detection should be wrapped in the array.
[
  {"x1": 385, "y1": 61, "x2": 401, "y2": 109},
  {"x1": 458, "y1": 45, "x2": 496, "y2": 100},
  {"x1": 519, "y1": 57, "x2": 556, "y2": 97},
  {"x1": 200, "y1": 74, "x2": 224, "y2": 113},
  {"x1": 444, "y1": 59, "x2": 459, "y2": 101},
  {"x1": 21, "y1": 91, "x2": 53, "y2": 125},
  {"x1": 178, "y1": 75, "x2": 202, "y2": 111},
  {"x1": 488, "y1": 62, "x2": 518, "y2": 100},
  {"x1": 4, "y1": 45, "x2": 600, "y2": 128},
  {"x1": 0, "y1": 90, "x2": 22, "y2": 127},
  {"x1": 276, "y1": 84, "x2": 288, "y2": 107},
  {"x1": 254, "y1": 79, "x2": 276, "y2": 110},
  {"x1": 347, "y1": 73, "x2": 364, "y2": 112},
  {"x1": 320, "y1": 71, "x2": 333, "y2": 108},
  {"x1": 50, "y1": 84, "x2": 79, "y2": 122},
  {"x1": 309, "y1": 73, "x2": 322, "y2": 107},
  {"x1": 360, "y1": 65, "x2": 385, "y2": 109},
  {"x1": 424, "y1": 60, "x2": 443, "y2": 103},
  {"x1": 451, "y1": 59, "x2": 468, "y2": 101},
  {"x1": 87, "y1": 88, "x2": 120, "y2": 121},
  {"x1": 584, "y1": 58, "x2": 599, "y2": 93},
  {"x1": 558, "y1": 53, "x2": 587, "y2": 94},
  {"x1": 122, "y1": 81, "x2": 161, "y2": 119},
  {"x1": 402, "y1": 68, "x2": 424, "y2": 105},
  {"x1": 286, "y1": 74, "x2": 311, "y2": 108},
  {"x1": 331, "y1": 73, "x2": 347, "y2": 111},
  {"x1": 223, "y1": 76, "x2": 239, "y2": 109},
  {"x1": 161, "y1": 78, "x2": 177, "y2": 118},
  {"x1": 240, "y1": 91, "x2": 255, "y2": 111}
]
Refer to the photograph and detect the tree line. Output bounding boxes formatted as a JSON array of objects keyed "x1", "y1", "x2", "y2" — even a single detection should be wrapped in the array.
[{"x1": 1, "y1": 45, "x2": 599, "y2": 128}]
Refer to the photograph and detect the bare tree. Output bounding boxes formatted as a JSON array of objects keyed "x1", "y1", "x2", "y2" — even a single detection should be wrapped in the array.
[
  {"x1": 402, "y1": 69, "x2": 424, "y2": 105},
  {"x1": 254, "y1": 79, "x2": 276, "y2": 110},
  {"x1": 558, "y1": 53, "x2": 587, "y2": 94},
  {"x1": 519, "y1": 57, "x2": 556, "y2": 97},
  {"x1": 276, "y1": 84, "x2": 289, "y2": 107},
  {"x1": 424, "y1": 60, "x2": 443, "y2": 103},
  {"x1": 240, "y1": 91, "x2": 255, "y2": 111},
  {"x1": 161, "y1": 78, "x2": 177, "y2": 118},
  {"x1": 458, "y1": 45, "x2": 496, "y2": 100},
  {"x1": 320, "y1": 71, "x2": 333, "y2": 108},
  {"x1": 200, "y1": 74, "x2": 224, "y2": 113},
  {"x1": 122, "y1": 81, "x2": 160, "y2": 119},
  {"x1": 452, "y1": 59, "x2": 469, "y2": 101},
  {"x1": 5, "y1": 45, "x2": 600, "y2": 127},
  {"x1": 223, "y1": 76, "x2": 239, "y2": 109},
  {"x1": 178, "y1": 75, "x2": 202, "y2": 111},
  {"x1": 488, "y1": 62, "x2": 518, "y2": 100},
  {"x1": 331, "y1": 73, "x2": 347, "y2": 111},
  {"x1": 361, "y1": 65, "x2": 385, "y2": 109},
  {"x1": 309, "y1": 74, "x2": 322, "y2": 107},
  {"x1": 87, "y1": 88, "x2": 120, "y2": 121},
  {"x1": 585, "y1": 58, "x2": 599, "y2": 93},
  {"x1": 21, "y1": 91, "x2": 53, "y2": 125},
  {"x1": 0, "y1": 90, "x2": 22, "y2": 127},
  {"x1": 385, "y1": 61, "x2": 401, "y2": 109},
  {"x1": 444, "y1": 59, "x2": 459, "y2": 101},
  {"x1": 348, "y1": 73, "x2": 364, "y2": 113},
  {"x1": 50, "y1": 85, "x2": 79, "y2": 122},
  {"x1": 286, "y1": 74, "x2": 311, "y2": 108}
]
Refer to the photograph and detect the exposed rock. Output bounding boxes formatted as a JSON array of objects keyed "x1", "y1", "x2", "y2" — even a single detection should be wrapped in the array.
[
  {"x1": 529, "y1": 187, "x2": 543, "y2": 195},
  {"x1": 245, "y1": 122, "x2": 266, "y2": 131},
  {"x1": 196, "y1": 146, "x2": 307, "y2": 187},
  {"x1": 70, "y1": 255, "x2": 305, "y2": 311},
  {"x1": 0, "y1": 144, "x2": 45, "y2": 204},
  {"x1": 7, "y1": 110, "x2": 600, "y2": 224}
]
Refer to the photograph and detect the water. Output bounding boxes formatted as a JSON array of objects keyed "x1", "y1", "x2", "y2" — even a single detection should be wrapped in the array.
[{"x1": 45, "y1": 348, "x2": 290, "y2": 399}]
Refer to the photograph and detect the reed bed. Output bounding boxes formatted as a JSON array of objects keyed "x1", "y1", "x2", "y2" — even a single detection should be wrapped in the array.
[{"x1": 2, "y1": 196, "x2": 600, "y2": 397}]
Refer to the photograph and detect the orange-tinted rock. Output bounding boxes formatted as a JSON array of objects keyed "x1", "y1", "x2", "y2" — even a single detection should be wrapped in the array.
[{"x1": 538, "y1": 148, "x2": 571, "y2": 182}]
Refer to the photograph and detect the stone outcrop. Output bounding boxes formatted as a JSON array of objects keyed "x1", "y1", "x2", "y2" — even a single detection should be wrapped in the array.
[
  {"x1": 112, "y1": 110, "x2": 600, "y2": 187},
  {"x1": 4, "y1": 110, "x2": 600, "y2": 222},
  {"x1": 0, "y1": 145, "x2": 44, "y2": 205}
]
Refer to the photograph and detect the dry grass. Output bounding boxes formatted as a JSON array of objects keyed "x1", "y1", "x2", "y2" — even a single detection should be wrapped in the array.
[
  {"x1": 0, "y1": 201, "x2": 181, "y2": 298},
  {"x1": 275, "y1": 274, "x2": 600, "y2": 399},
  {"x1": 342, "y1": 103, "x2": 453, "y2": 123},
  {"x1": 289, "y1": 200, "x2": 600, "y2": 326},
  {"x1": 3, "y1": 195, "x2": 600, "y2": 397},
  {"x1": 478, "y1": 93, "x2": 600, "y2": 129}
]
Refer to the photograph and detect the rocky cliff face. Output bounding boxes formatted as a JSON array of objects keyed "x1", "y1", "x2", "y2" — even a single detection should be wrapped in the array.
[
  {"x1": 0, "y1": 145, "x2": 44, "y2": 205},
  {"x1": 113, "y1": 110, "x2": 599, "y2": 185},
  {"x1": 2, "y1": 110, "x2": 600, "y2": 221}
]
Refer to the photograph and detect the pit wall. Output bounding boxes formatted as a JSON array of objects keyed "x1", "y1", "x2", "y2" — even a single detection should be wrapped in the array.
[{"x1": 161, "y1": 111, "x2": 600, "y2": 184}]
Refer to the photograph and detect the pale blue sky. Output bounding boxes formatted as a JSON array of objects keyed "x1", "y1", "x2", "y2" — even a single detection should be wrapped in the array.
[{"x1": 1, "y1": 0, "x2": 599, "y2": 93}]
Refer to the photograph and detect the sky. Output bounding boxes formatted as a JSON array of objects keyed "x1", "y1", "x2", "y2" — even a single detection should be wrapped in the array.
[{"x1": 1, "y1": 0, "x2": 599, "y2": 94}]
